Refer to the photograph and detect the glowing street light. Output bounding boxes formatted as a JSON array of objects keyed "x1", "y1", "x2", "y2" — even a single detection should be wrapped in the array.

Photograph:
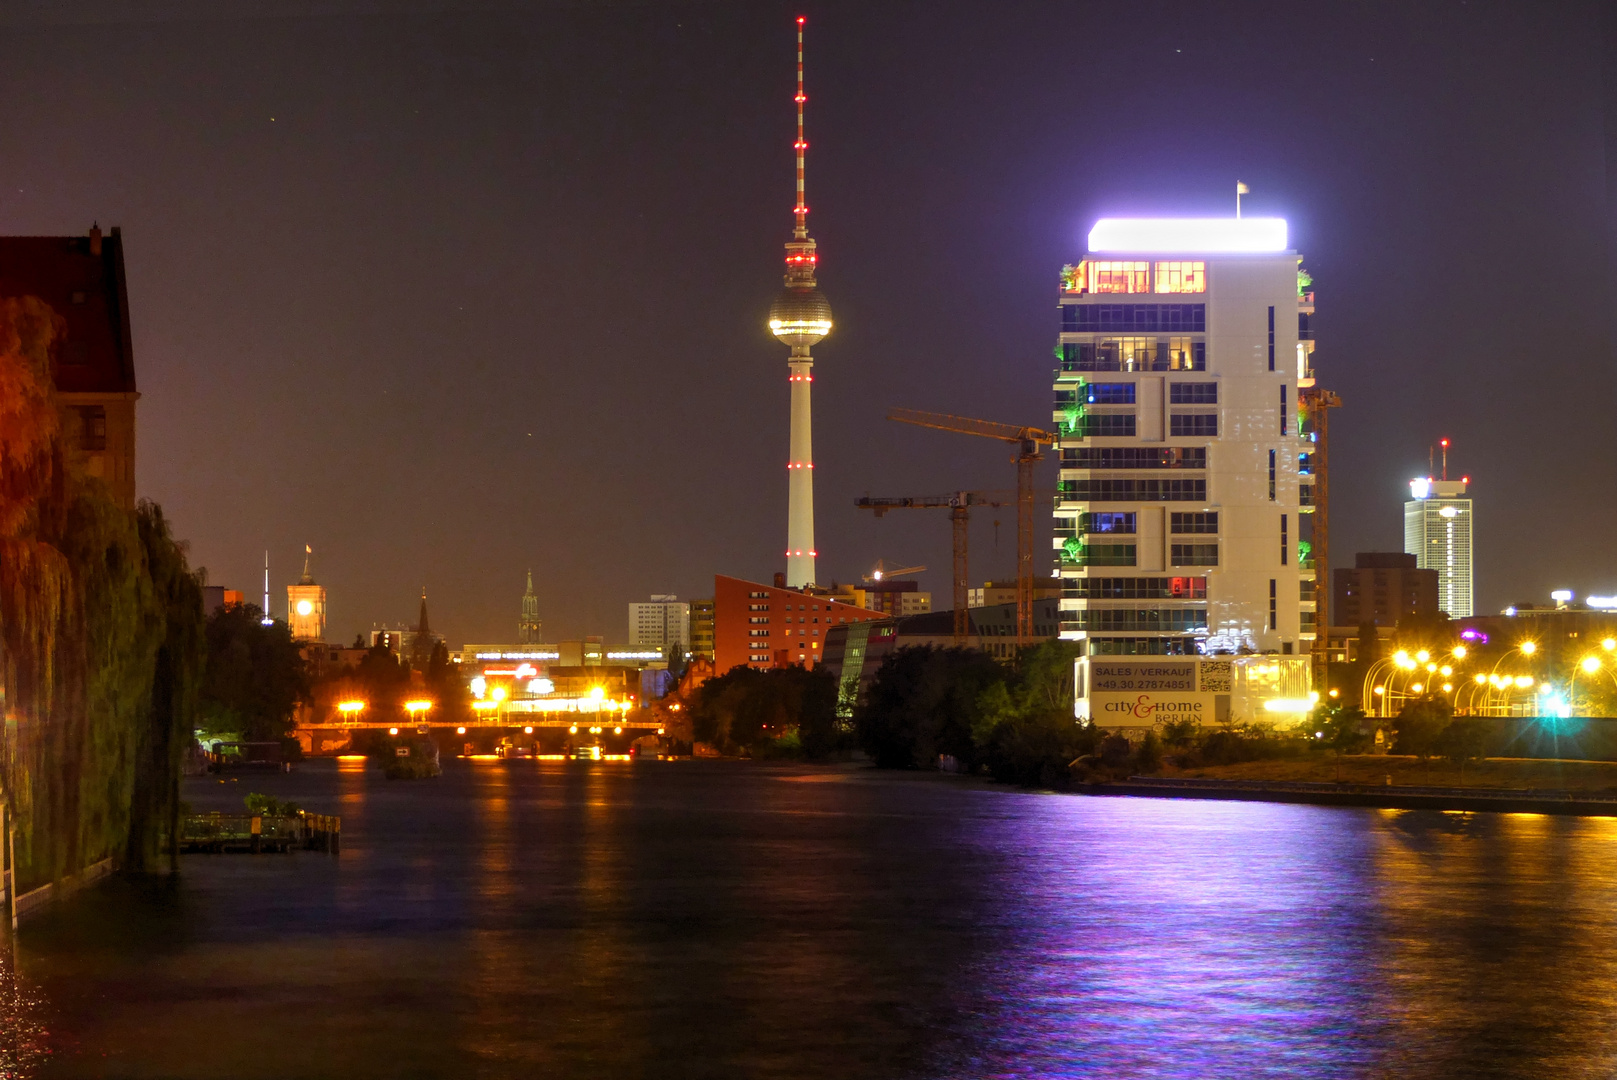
[
  {"x1": 1520, "y1": 641, "x2": 1538, "y2": 656},
  {"x1": 404, "y1": 700, "x2": 433, "y2": 719},
  {"x1": 1583, "y1": 655, "x2": 1603, "y2": 675},
  {"x1": 337, "y1": 700, "x2": 366, "y2": 717}
]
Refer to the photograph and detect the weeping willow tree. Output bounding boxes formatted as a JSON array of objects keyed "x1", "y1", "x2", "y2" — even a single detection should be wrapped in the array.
[{"x1": 0, "y1": 295, "x2": 204, "y2": 889}]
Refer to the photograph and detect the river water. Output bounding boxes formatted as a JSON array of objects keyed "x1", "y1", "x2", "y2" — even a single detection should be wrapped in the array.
[{"x1": 10, "y1": 759, "x2": 1617, "y2": 1078}]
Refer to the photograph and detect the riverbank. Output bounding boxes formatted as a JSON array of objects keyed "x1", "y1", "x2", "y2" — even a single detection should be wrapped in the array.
[
  {"x1": 1090, "y1": 776, "x2": 1617, "y2": 816},
  {"x1": 1158, "y1": 754, "x2": 1617, "y2": 791}
]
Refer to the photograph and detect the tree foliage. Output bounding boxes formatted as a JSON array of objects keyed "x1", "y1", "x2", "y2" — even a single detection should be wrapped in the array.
[
  {"x1": 0, "y1": 295, "x2": 205, "y2": 884},
  {"x1": 689, "y1": 664, "x2": 840, "y2": 757},
  {"x1": 1392, "y1": 695, "x2": 1453, "y2": 761},
  {"x1": 855, "y1": 646, "x2": 1009, "y2": 770},
  {"x1": 199, "y1": 604, "x2": 308, "y2": 740}
]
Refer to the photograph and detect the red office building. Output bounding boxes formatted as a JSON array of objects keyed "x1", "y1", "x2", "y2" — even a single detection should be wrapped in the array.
[{"x1": 714, "y1": 574, "x2": 886, "y2": 673}]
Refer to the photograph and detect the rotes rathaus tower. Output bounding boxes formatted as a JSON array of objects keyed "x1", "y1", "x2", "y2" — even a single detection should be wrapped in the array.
[{"x1": 768, "y1": 15, "x2": 833, "y2": 589}]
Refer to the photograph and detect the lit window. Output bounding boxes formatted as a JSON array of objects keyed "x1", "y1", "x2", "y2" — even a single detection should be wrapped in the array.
[
  {"x1": 1092, "y1": 262, "x2": 1150, "y2": 294},
  {"x1": 1153, "y1": 261, "x2": 1206, "y2": 293}
]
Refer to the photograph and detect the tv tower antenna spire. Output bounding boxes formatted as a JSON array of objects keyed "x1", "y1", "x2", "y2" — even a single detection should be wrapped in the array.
[
  {"x1": 793, "y1": 16, "x2": 808, "y2": 240},
  {"x1": 768, "y1": 14, "x2": 833, "y2": 590}
]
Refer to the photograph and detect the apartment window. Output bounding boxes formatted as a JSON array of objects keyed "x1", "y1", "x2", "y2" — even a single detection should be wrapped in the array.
[
  {"x1": 748, "y1": 591, "x2": 769, "y2": 599},
  {"x1": 1092, "y1": 261, "x2": 1150, "y2": 293},
  {"x1": 1267, "y1": 306, "x2": 1276, "y2": 371},
  {"x1": 1073, "y1": 543, "x2": 1137, "y2": 567},
  {"x1": 1081, "y1": 512, "x2": 1136, "y2": 534},
  {"x1": 1062, "y1": 478, "x2": 1207, "y2": 501},
  {"x1": 1062, "y1": 447, "x2": 1206, "y2": 469},
  {"x1": 1113, "y1": 337, "x2": 1156, "y2": 371},
  {"x1": 1270, "y1": 579, "x2": 1278, "y2": 630},
  {"x1": 1084, "y1": 383, "x2": 1136, "y2": 405},
  {"x1": 1153, "y1": 261, "x2": 1206, "y2": 294},
  {"x1": 1280, "y1": 515, "x2": 1289, "y2": 565},
  {"x1": 1279, "y1": 385, "x2": 1289, "y2": 435},
  {"x1": 1065, "y1": 304, "x2": 1206, "y2": 334},
  {"x1": 1268, "y1": 449, "x2": 1277, "y2": 501},
  {"x1": 1053, "y1": 516, "x2": 1078, "y2": 538},
  {"x1": 748, "y1": 616, "x2": 770, "y2": 624},
  {"x1": 748, "y1": 629, "x2": 771, "y2": 638},
  {"x1": 1067, "y1": 609, "x2": 1208, "y2": 632},
  {"x1": 1076, "y1": 414, "x2": 1137, "y2": 438},
  {"x1": 77, "y1": 406, "x2": 107, "y2": 452},
  {"x1": 1300, "y1": 579, "x2": 1314, "y2": 601},
  {"x1": 1169, "y1": 414, "x2": 1218, "y2": 437},
  {"x1": 748, "y1": 604, "x2": 770, "y2": 611},
  {"x1": 1171, "y1": 543, "x2": 1219, "y2": 567},
  {"x1": 1063, "y1": 577, "x2": 1207, "y2": 600},
  {"x1": 1170, "y1": 512, "x2": 1219, "y2": 534},
  {"x1": 1162, "y1": 336, "x2": 1198, "y2": 371},
  {"x1": 1169, "y1": 382, "x2": 1217, "y2": 404}
]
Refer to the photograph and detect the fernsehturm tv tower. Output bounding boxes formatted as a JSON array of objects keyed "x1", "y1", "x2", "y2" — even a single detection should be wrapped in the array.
[{"x1": 768, "y1": 15, "x2": 833, "y2": 589}]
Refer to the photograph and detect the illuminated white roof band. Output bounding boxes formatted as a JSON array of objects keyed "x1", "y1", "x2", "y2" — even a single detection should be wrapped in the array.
[{"x1": 1088, "y1": 217, "x2": 1289, "y2": 254}]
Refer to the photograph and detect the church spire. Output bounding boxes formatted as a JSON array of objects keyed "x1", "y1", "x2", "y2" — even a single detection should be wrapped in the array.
[
  {"x1": 417, "y1": 588, "x2": 430, "y2": 636},
  {"x1": 518, "y1": 569, "x2": 542, "y2": 644}
]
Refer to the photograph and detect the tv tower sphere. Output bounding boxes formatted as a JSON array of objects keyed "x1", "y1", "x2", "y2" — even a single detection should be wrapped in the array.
[{"x1": 769, "y1": 275, "x2": 833, "y2": 349}]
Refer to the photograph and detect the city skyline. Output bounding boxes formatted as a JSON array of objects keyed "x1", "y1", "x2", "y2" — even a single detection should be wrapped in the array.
[{"x1": 1, "y1": 2, "x2": 1609, "y2": 643}]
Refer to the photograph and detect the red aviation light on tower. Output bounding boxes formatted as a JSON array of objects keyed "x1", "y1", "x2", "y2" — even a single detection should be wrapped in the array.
[{"x1": 769, "y1": 14, "x2": 832, "y2": 349}]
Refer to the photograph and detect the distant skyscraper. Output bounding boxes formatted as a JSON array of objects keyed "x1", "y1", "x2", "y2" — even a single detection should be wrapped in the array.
[
  {"x1": 630, "y1": 595, "x2": 690, "y2": 652},
  {"x1": 767, "y1": 16, "x2": 833, "y2": 589},
  {"x1": 287, "y1": 545, "x2": 326, "y2": 641},
  {"x1": 1405, "y1": 476, "x2": 1473, "y2": 618},
  {"x1": 518, "y1": 570, "x2": 542, "y2": 643}
]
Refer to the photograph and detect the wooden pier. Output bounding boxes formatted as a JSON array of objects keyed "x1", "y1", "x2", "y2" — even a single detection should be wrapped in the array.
[{"x1": 180, "y1": 812, "x2": 341, "y2": 854}]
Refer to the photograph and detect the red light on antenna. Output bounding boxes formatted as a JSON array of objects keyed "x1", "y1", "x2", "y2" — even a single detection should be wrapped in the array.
[
  {"x1": 1462, "y1": 476, "x2": 1470, "y2": 484},
  {"x1": 797, "y1": 16, "x2": 805, "y2": 24},
  {"x1": 1441, "y1": 438, "x2": 1449, "y2": 447}
]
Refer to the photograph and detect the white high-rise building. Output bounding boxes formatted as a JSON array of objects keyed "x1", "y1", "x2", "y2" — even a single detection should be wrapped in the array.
[
  {"x1": 630, "y1": 595, "x2": 690, "y2": 652},
  {"x1": 1404, "y1": 477, "x2": 1473, "y2": 618},
  {"x1": 1056, "y1": 217, "x2": 1317, "y2": 727}
]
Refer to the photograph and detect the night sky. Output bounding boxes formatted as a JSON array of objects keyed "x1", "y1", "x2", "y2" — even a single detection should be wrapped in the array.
[{"x1": 2, "y1": 1, "x2": 1612, "y2": 643}]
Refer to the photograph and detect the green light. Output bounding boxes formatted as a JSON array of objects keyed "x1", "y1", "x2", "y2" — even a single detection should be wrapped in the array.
[
  {"x1": 1061, "y1": 537, "x2": 1083, "y2": 564},
  {"x1": 1297, "y1": 268, "x2": 1313, "y2": 297}
]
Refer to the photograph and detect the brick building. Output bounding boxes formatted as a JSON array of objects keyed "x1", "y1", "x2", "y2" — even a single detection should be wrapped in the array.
[
  {"x1": 713, "y1": 574, "x2": 886, "y2": 673},
  {"x1": 0, "y1": 225, "x2": 139, "y2": 509}
]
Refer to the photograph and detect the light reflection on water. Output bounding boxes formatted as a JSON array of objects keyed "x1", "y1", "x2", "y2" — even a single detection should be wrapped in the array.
[{"x1": 17, "y1": 763, "x2": 1617, "y2": 1079}]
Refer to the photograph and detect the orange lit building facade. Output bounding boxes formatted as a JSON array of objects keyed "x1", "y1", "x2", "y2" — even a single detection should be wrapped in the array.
[{"x1": 713, "y1": 574, "x2": 887, "y2": 674}]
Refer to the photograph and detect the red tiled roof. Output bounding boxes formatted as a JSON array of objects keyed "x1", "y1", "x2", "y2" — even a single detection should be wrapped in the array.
[{"x1": 0, "y1": 229, "x2": 135, "y2": 395}]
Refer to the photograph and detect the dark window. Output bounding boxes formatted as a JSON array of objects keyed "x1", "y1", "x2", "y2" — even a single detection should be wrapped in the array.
[
  {"x1": 1075, "y1": 414, "x2": 1137, "y2": 438},
  {"x1": 1084, "y1": 637, "x2": 1197, "y2": 656},
  {"x1": 1268, "y1": 449, "x2": 1277, "y2": 501},
  {"x1": 1170, "y1": 512, "x2": 1218, "y2": 534},
  {"x1": 1193, "y1": 341, "x2": 1206, "y2": 370},
  {"x1": 1081, "y1": 512, "x2": 1136, "y2": 534},
  {"x1": 1270, "y1": 579, "x2": 1278, "y2": 630},
  {"x1": 1280, "y1": 385, "x2": 1289, "y2": 435},
  {"x1": 1063, "y1": 577, "x2": 1207, "y2": 600},
  {"x1": 1267, "y1": 306, "x2": 1275, "y2": 371},
  {"x1": 1169, "y1": 414, "x2": 1218, "y2": 437},
  {"x1": 1084, "y1": 383, "x2": 1136, "y2": 404},
  {"x1": 77, "y1": 406, "x2": 106, "y2": 451},
  {"x1": 1298, "y1": 311, "x2": 1312, "y2": 340},
  {"x1": 1062, "y1": 478, "x2": 1208, "y2": 501},
  {"x1": 1066, "y1": 303, "x2": 1207, "y2": 333},
  {"x1": 1171, "y1": 543, "x2": 1219, "y2": 566},
  {"x1": 1281, "y1": 514, "x2": 1288, "y2": 565},
  {"x1": 1061, "y1": 447, "x2": 1206, "y2": 469},
  {"x1": 1170, "y1": 382, "x2": 1218, "y2": 404}
]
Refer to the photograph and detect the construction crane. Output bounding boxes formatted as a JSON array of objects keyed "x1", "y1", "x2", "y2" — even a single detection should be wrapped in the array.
[
  {"x1": 856, "y1": 492, "x2": 1005, "y2": 644},
  {"x1": 1301, "y1": 386, "x2": 1343, "y2": 690},
  {"x1": 862, "y1": 560, "x2": 926, "y2": 583},
  {"x1": 886, "y1": 408, "x2": 1058, "y2": 644}
]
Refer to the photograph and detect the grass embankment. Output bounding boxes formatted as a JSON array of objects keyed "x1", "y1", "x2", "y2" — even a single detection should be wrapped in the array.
[{"x1": 1160, "y1": 755, "x2": 1617, "y2": 792}]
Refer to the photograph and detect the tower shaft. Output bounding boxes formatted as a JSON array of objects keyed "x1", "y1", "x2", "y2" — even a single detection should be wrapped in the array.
[{"x1": 786, "y1": 355, "x2": 815, "y2": 587}]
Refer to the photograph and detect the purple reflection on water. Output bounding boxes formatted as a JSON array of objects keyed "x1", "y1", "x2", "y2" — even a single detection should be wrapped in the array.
[{"x1": 936, "y1": 797, "x2": 1385, "y2": 1078}]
